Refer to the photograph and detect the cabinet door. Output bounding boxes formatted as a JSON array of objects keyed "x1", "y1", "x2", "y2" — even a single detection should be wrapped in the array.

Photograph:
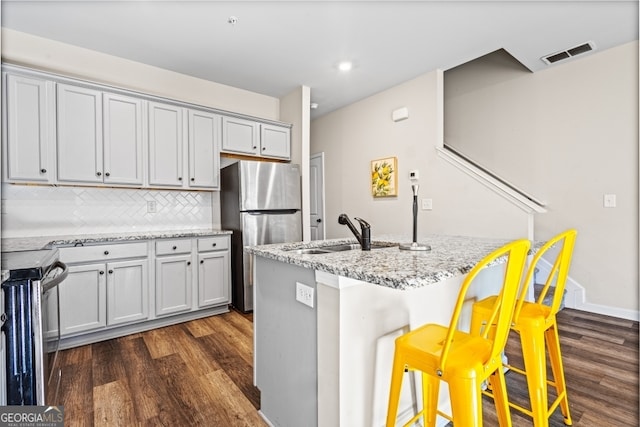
[
  {"x1": 148, "y1": 102, "x2": 184, "y2": 187},
  {"x1": 188, "y1": 110, "x2": 220, "y2": 189},
  {"x1": 221, "y1": 116, "x2": 259, "y2": 155},
  {"x1": 197, "y1": 251, "x2": 230, "y2": 308},
  {"x1": 3, "y1": 73, "x2": 54, "y2": 182},
  {"x1": 103, "y1": 93, "x2": 144, "y2": 185},
  {"x1": 57, "y1": 84, "x2": 103, "y2": 183},
  {"x1": 155, "y1": 255, "x2": 192, "y2": 316},
  {"x1": 106, "y1": 259, "x2": 149, "y2": 326},
  {"x1": 260, "y1": 124, "x2": 291, "y2": 159},
  {"x1": 58, "y1": 263, "x2": 107, "y2": 336}
]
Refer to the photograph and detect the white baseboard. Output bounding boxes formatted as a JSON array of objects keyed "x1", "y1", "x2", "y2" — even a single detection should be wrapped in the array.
[{"x1": 536, "y1": 258, "x2": 639, "y2": 321}]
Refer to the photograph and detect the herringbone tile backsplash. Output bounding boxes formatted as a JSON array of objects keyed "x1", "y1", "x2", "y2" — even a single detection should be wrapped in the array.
[{"x1": 1, "y1": 184, "x2": 218, "y2": 238}]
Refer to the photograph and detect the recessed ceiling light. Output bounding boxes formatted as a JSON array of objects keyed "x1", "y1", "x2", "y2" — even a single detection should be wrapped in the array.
[{"x1": 338, "y1": 61, "x2": 353, "y2": 72}]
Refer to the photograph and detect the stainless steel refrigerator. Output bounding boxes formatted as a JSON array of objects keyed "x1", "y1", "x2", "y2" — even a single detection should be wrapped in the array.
[{"x1": 221, "y1": 160, "x2": 302, "y2": 312}]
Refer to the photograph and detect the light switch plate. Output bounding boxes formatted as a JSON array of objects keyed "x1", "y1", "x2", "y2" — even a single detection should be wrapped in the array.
[
  {"x1": 421, "y1": 198, "x2": 433, "y2": 210},
  {"x1": 603, "y1": 194, "x2": 617, "y2": 208}
]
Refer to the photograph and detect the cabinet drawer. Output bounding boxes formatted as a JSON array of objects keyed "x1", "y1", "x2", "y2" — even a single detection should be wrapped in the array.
[
  {"x1": 197, "y1": 236, "x2": 229, "y2": 252},
  {"x1": 59, "y1": 242, "x2": 148, "y2": 264},
  {"x1": 156, "y1": 239, "x2": 192, "y2": 255}
]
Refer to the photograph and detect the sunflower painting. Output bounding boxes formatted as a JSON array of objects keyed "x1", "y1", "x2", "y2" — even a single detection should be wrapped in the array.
[{"x1": 371, "y1": 157, "x2": 397, "y2": 197}]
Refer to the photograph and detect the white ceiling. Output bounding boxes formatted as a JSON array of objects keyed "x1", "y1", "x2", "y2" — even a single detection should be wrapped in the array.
[{"x1": 2, "y1": 1, "x2": 638, "y2": 119}]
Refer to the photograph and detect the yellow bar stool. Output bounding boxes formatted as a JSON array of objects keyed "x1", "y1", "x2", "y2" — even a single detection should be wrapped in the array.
[
  {"x1": 470, "y1": 229, "x2": 577, "y2": 427},
  {"x1": 386, "y1": 239, "x2": 530, "y2": 427}
]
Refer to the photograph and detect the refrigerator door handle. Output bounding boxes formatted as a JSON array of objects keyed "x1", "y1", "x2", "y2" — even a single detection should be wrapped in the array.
[{"x1": 245, "y1": 209, "x2": 299, "y2": 215}]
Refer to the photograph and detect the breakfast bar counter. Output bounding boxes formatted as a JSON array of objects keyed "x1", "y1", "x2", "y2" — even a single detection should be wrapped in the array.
[{"x1": 246, "y1": 235, "x2": 537, "y2": 427}]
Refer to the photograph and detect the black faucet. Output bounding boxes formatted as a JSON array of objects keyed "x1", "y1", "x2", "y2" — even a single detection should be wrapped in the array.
[{"x1": 338, "y1": 214, "x2": 371, "y2": 251}]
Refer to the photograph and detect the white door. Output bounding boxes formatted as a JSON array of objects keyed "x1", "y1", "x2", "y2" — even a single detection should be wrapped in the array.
[
  {"x1": 197, "y1": 251, "x2": 230, "y2": 308},
  {"x1": 4, "y1": 74, "x2": 54, "y2": 183},
  {"x1": 188, "y1": 109, "x2": 220, "y2": 189},
  {"x1": 103, "y1": 93, "x2": 144, "y2": 185},
  {"x1": 59, "y1": 263, "x2": 107, "y2": 336},
  {"x1": 106, "y1": 258, "x2": 149, "y2": 325},
  {"x1": 155, "y1": 255, "x2": 193, "y2": 316},
  {"x1": 310, "y1": 153, "x2": 326, "y2": 240},
  {"x1": 148, "y1": 102, "x2": 184, "y2": 187},
  {"x1": 57, "y1": 84, "x2": 103, "y2": 183}
]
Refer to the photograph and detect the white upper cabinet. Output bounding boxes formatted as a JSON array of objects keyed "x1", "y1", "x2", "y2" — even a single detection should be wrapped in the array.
[
  {"x1": 148, "y1": 101, "x2": 184, "y2": 187},
  {"x1": 261, "y1": 124, "x2": 291, "y2": 159},
  {"x1": 56, "y1": 84, "x2": 103, "y2": 183},
  {"x1": 188, "y1": 110, "x2": 220, "y2": 189},
  {"x1": 221, "y1": 115, "x2": 291, "y2": 160},
  {"x1": 3, "y1": 73, "x2": 55, "y2": 183},
  {"x1": 103, "y1": 93, "x2": 144, "y2": 186},
  {"x1": 2, "y1": 66, "x2": 290, "y2": 189},
  {"x1": 221, "y1": 116, "x2": 259, "y2": 156}
]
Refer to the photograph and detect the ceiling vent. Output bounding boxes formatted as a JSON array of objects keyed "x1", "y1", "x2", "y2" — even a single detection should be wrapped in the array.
[{"x1": 541, "y1": 41, "x2": 596, "y2": 65}]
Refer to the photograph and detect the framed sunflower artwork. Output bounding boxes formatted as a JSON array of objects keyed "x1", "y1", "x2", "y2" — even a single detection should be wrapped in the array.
[{"x1": 371, "y1": 157, "x2": 397, "y2": 197}]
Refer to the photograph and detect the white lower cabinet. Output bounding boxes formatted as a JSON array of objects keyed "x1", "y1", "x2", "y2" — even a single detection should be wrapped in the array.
[
  {"x1": 59, "y1": 263, "x2": 107, "y2": 336},
  {"x1": 57, "y1": 235, "x2": 230, "y2": 346},
  {"x1": 198, "y1": 250, "x2": 230, "y2": 308},
  {"x1": 106, "y1": 259, "x2": 149, "y2": 325},
  {"x1": 155, "y1": 254, "x2": 193, "y2": 316}
]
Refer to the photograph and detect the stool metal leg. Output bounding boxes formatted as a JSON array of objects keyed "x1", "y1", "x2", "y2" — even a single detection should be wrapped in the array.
[
  {"x1": 545, "y1": 320, "x2": 572, "y2": 425},
  {"x1": 519, "y1": 326, "x2": 550, "y2": 427}
]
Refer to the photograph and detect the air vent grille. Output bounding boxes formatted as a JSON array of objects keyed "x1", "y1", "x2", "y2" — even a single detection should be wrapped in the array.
[{"x1": 542, "y1": 41, "x2": 595, "y2": 65}]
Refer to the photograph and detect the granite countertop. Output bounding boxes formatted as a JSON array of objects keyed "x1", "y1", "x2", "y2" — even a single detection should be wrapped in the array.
[
  {"x1": 245, "y1": 234, "x2": 539, "y2": 290},
  {"x1": 2, "y1": 229, "x2": 232, "y2": 252}
]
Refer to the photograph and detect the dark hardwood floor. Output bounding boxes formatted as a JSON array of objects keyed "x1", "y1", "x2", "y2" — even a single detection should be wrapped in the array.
[{"x1": 57, "y1": 308, "x2": 638, "y2": 426}]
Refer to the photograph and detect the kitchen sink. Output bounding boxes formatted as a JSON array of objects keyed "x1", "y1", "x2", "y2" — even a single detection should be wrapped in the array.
[{"x1": 287, "y1": 242, "x2": 396, "y2": 254}]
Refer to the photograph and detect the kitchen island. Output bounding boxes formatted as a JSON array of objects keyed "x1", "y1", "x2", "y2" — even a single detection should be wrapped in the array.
[{"x1": 246, "y1": 235, "x2": 537, "y2": 427}]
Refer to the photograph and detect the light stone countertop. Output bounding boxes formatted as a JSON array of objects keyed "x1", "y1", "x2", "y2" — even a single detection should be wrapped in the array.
[
  {"x1": 2, "y1": 229, "x2": 232, "y2": 252},
  {"x1": 245, "y1": 234, "x2": 540, "y2": 290}
]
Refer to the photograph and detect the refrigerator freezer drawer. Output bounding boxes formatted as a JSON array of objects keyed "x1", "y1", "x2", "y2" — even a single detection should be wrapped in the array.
[{"x1": 240, "y1": 211, "x2": 302, "y2": 247}]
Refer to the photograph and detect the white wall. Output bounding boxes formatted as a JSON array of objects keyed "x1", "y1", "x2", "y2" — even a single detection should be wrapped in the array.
[
  {"x1": 310, "y1": 71, "x2": 529, "y2": 242},
  {"x1": 444, "y1": 41, "x2": 638, "y2": 313},
  {"x1": 311, "y1": 42, "x2": 638, "y2": 314},
  {"x1": 1, "y1": 29, "x2": 280, "y2": 120}
]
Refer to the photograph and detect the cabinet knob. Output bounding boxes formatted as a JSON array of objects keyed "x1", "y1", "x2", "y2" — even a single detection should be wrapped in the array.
[
  {"x1": 105, "y1": 172, "x2": 110, "y2": 177},
  {"x1": 200, "y1": 260, "x2": 204, "y2": 264},
  {"x1": 262, "y1": 147, "x2": 266, "y2": 151},
  {"x1": 212, "y1": 243, "x2": 217, "y2": 247},
  {"x1": 317, "y1": 218, "x2": 322, "y2": 223},
  {"x1": 190, "y1": 177, "x2": 195, "y2": 182},
  {"x1": 96, "y1": 172, "x2": 102, "y2": 177},
  {"x1": 99, "y1": 271, "x2": 105, "y2": 275},
  {"x1": 108, "y1": 270, "x2": 113, "y2": 274},
  {"x1": 40, "y1": 168, "x2": 47, "y2": 174},
  {"x1": 172, "y1": 246, "x2": 177, "y2": 250},
  {"x1": 178, "y1": 177, "x2": 183, "y2": 181},
  {"x1": 104, "y1": 250, "x2": 109, "y2": 255},
  {"x1": 252, "y1": 146, "x2": 257, "y2": 149},
  {"x1": 187, "y1": 261, "x2": 191, "y2": 266}
]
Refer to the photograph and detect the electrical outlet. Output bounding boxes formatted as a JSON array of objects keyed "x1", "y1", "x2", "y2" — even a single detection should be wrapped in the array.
[
  {"x1": 296, "y1": 282, "x2": 314, "y2": 308},
  {"x1": 409, "y1": 170, "x2": 419, "y2": 180},
  {"x1": 147, "y1": 201, "x2": 157, "y2": 213},
  {"x1": 421, "y1": 198, "x2": 433, "y2": 210}
]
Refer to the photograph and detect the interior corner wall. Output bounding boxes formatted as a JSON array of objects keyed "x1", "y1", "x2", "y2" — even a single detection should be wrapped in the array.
[
  {"x1": 443, "y1": 41, "x2": 638, "y2": 312},
  {"x1": 280, "y1": 86, "x2": 312, "y2": 241},
  {"x1": 310, "y1": 70, "x2": 530, "y2": 244}
]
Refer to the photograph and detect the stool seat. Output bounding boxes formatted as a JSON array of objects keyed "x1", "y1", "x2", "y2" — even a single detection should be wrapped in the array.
[
  {"x1": 470, "y1": 229, "x2": 577, "y2": 427},
  {"x1": 386, "y1": 239, "x2": 531, "y2": 427}
]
